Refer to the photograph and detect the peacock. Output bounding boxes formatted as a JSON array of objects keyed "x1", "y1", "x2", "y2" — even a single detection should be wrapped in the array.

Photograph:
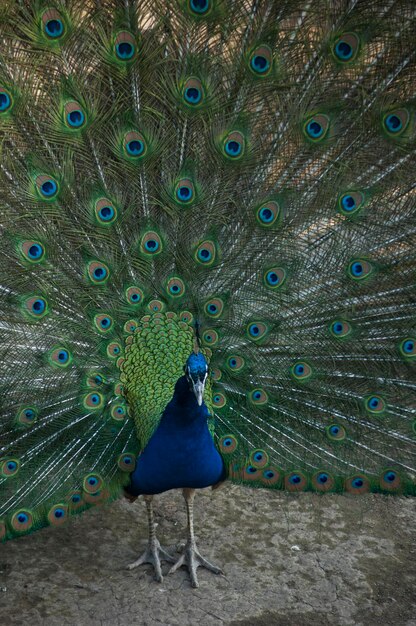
[{"x1": 0, "y1": 0, "x2": 415, "y2": 590}]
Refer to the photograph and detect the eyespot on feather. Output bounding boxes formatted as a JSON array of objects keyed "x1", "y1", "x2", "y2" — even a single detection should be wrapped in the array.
[
  {"x1": 0, "y1": 87, "x2": 13, "y2": 113},
  {"x1": 338, "y1": 191, "x2": 365, "y2": 216},
  {"x1": 263, "y1": 267, "x2": 286, "y2": 289},
  {"x1": 1, "y1": 458, "x2": 20, "y2": 478},
  {"x1": 24, "y1": 296, "x2": 49, "y2": 319},
  {"x1": 188, "y1": 0, "x2": 212, "y2": 16},
  {"x1": 249, "y1": 45, "x2": 273, "y2": 76},
  {"x1": 222, "y1": 131, "x2": 245, "y2": 159},
  {"x1": 107, "y1": 342, "x2": 122, "y2": 359},
  {"x1": 379, "y1": 469, "x2": 401, "y2": 492},
  {"x1": 87, "y1": 261, "x2": 110, "y2": 284},
  {"x1": 175, "y1": 178, "x2": 195, "y2": 204},
  {"x1": 329, "y1": 319, "x2": 352, "y2": 338},
  {"x1": 86, "y1": 372, "x2": 106, "y2": 388},
  {"x1": 326, "y1": 424, "x2": 346, "y2": 441},
  {"x1": 94, "y1": 314, "x2": 114, "y2": 333},
  {"x1": 47, "y1": 504, "x2": 68, "y2": 526},
  {"x1": 49, "y1": 347, "x2": 72, "y2": 368},
  {"x1": 202, "y1": 329, "x2": 219, "y2": 346},
  {"x1": 204, "y1": 298, "x2": 224, "y2": 318},
  {"x1": 311, "y1": 471, "x2": 335, "y2": 492},
  {"x1": 64, "y1": 101, "x2": 86, "y2": 129},
  {"x1": 95, "y1": 198, "x2": 118, "y2": 225},
  {"x1": 256, "y1": 201, "x2": 280, "y2": 227},
  {"x1": 291, "y1": 361, "x2": 312, "y2": 381},
  {"x1": 182, "y1": 77, "x2": 204, "y2": 106},
  {"x1": 249, "y1": 389, "x2": 268, "y2": 405},
  {"x1": 166, "y1": 277, "x2": 186, "y2": 298},
  {"x1": 364, "y1": 395, "x2": 386, "y2": 415},
  {"x1": 226, "y1": 355, "x2": 245, "y2": 372},
  {"x1": 399, "y1": 338, "x2": 416, "y2": 359},
  {"x1": 111, "y1": 404, "x2": 127, "y2": 421},
  {"x1": 35, "y1": 174, "x2": 59, "y2": 200},
  {"x1": 83, "y1": 392, "x2": 104, "y2": 410},
  {"x1": 114, "y1": 31, "x2": 137, "y2": 61},
  {"x1": 11, "y1": 510, "x2": 33, "y2": 532},
  {"x1": 345, "y1": 474, "x2": 370, "y2": 494},
  {"x1": 124, "y1": 319, "x2": 138, "y2": 334},
  {"x1": 219, "y1": 435, "x2": 237, "y2": 453},
  {"x1": 179, "y1": 311, "x2": 193, "y2": 324},
  {"x1": 83, "y1": 489, "x2": 109, "y2": 505},
  {"x1": 83, "y1": 473, "x2": 103, "y2": 494},
  {"x1": 261, "y1": 467, "x2": 281, "y2": 486},
  {"x1": 118, "y1": 453, "x2": 136, "y2": 472},
  {"x1": 195, "y1": 241, "x2": 216, "y2": 265},
  {"x1": 212, "y1": 392, "x2": 226, "y2": 408},
  {"x1": 140, "y1": 231, "x2": 162, "y2": 255},
  {"x1": 382, "y1": 109, "x2": 410, "y2": 137},
  {"x1": 285, "y1": 472, "x2": 308, "y2": 492},
  {"x1": 41, "y1": 8, "x2": 65, "y2": 40},
  {"x1": 125, "y1": 286, "x2": 144, "y2": 305},
  {"x1": 21, "y1": 241, "x2": 45, "y2": 263},
  {"x1": 303, "y1": 114, "x2": 330, "y2": 142},
  {"x1": 243, "y1": 465, "x2": 262, "y2": 481},
  {"x1": 250, "y1": 449, "x2": 269, "y2": 468},
  {"x1": 332, "y1": 32, "x2": 360, "y2": 63},
  {"x1": 147, "y1": 299, "x2": 165, "y2": 313},
  {"x1": 247, "y1": 321, "x2": 268, "y2": 342},
  {"x1": 347, "y1": 258, "x2": 373, "y2": 281},
  {"x1": 68, "y1": 491, "x2": 84, "y2": 510},
  {"x1": 123, "y1": 131, "x2": 147, "y2": 159},
  {"x1": 114, "y1": 383, "x2": 123, "y2": 396},
  {"x1": 211, "y1": 368, "x2": 222, "y2": 381},
  {"x1": 17, "y1": 406, "x2": 37, "y2": 426}
]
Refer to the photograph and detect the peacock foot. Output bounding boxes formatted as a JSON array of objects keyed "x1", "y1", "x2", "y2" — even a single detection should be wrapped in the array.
[
  {"x1": 168, "y1": 539, "x2": 224, "y2": 588},
  {"x1": 127, "y1": 538, "x2": 176, "y2": 583}
]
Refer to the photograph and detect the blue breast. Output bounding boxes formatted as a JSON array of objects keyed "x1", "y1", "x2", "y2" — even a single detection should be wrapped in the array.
[{"x1": 127, "y1": 377, "x2": 225, "y2": 496}]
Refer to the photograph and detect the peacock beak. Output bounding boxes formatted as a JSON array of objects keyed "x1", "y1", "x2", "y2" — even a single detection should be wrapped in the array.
[{"x1": 193, "y1": 378, "x2": 205, "y2": 406}]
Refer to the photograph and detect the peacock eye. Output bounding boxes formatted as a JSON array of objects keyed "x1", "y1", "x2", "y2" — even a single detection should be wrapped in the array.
[
  {"x1": 123, "y1": 132, "x2": 147, "y2": 160},
  {"x1": 222, "y1": 131, "x2": 245, "y2": 160},
  {"x1": 114, "y1": 32, "x2": 137, "y2": 61},
  {"x1": 337, "y1": 191, "x2": 365, "y2": 217},
  {"x1": 382, "y1": 109, "x2": 410, "y2": 137},
  {"x1": 385, "y1": 114, "x2": 402, "y2": 133},
  {"x1": 303, "y1": 114, "x2": 330, "y2": 142},
  {"x1": 185, "y1": 87, "x2": 201, "y2": 104},
  {"x1": 336, "y1": 40, "x2": 352, "y2": 59},
  {"x1": 127, "y1": 140, "x2": 144, "y2": 156},
  {"x1": 249, "y1": 46, "x2": 273, "y2": 76},
  {"x1": 307, "y1": 120, "x2": 323, "y2": 138},
  {"x1": 27, "y1": 243, "x2": 44, "y2": 260},
  {"x1": 0, "y1": 89, "x2": 12, "y2": 112},
  {"x1": 225, "y1": 141, "x2": 241, "y2": 156},
  {"x1": 189, "y1": 0, "x2": 210, "y2": 15},
  {"x1": 64, "y1": 102, "x2": 86, "y2": 129}
]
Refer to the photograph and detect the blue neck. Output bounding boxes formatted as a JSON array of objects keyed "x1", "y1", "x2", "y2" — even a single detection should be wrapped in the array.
[{"x1": 127, "y1": 376, "x2": 225, "y2": 495}]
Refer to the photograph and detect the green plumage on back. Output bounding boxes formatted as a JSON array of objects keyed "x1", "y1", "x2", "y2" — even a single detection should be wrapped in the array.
[
  {"x1": 120, "y1": 311, "x2": 213, "y2": 448},
  {"x1": 0, "y1": 0, "x2": 415, "y2": 548}
]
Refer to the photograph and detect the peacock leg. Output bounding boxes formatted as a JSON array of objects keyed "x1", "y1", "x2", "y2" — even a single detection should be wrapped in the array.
[
  {"x1": 127, "y1": 495, "x2": 175, "y2": 582},
  {"x1": 168, "y1": 488, "x2": 224, "y2": 588}
]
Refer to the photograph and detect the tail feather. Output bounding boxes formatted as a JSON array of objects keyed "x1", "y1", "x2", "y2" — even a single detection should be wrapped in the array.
[{"x1": 1, "y1": 0, "x2": 416, "y2": 541}]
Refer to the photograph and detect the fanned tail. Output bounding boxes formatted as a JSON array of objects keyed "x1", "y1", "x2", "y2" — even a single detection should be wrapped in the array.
[{"x1": 1, "y1": 0, "x2": 416, "y2": 542}]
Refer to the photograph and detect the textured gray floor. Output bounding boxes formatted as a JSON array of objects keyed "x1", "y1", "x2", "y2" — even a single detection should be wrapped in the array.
[{"x1": 0, "y1": 484, "x2": 415, "y2": 626}]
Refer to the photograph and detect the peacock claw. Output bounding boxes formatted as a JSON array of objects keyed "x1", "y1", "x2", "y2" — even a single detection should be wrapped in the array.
[
  {"x1": 168, "y1": 540, "x2": 223, "y2": 588},
  {"x1": 127, "y1": 538, "x2": 176, "y2": 583}
]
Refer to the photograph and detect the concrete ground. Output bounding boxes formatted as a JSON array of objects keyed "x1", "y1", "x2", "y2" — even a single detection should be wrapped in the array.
[{"x1": 0, "y1": 484, "x2": 415, "y2": 626}]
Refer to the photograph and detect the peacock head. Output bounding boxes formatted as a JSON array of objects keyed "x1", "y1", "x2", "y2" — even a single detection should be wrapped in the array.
[{"x1": 185, "y1": 352, "x2": 208, "y2": 406}]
